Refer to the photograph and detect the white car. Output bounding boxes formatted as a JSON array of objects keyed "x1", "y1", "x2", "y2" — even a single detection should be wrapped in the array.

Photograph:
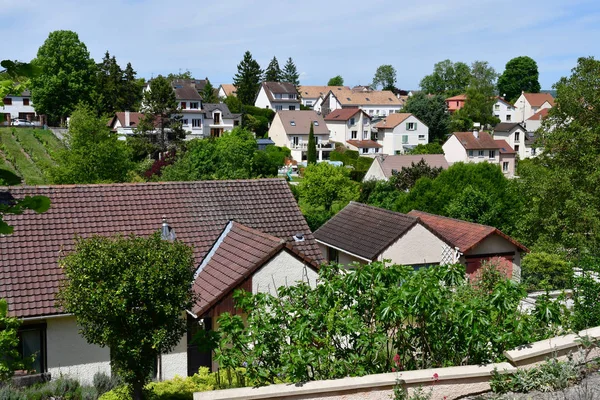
[{"x1": 11, "y1": 119, "x2": 34, "y2": 126}]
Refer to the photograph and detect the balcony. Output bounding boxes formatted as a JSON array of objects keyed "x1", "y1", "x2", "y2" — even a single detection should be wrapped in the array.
[{"x1": 291, "y1": 142, "x2": 334, "y2": 151}]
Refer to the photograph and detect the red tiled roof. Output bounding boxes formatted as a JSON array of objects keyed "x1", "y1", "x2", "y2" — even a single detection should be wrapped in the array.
[
  {"x1": 494, "y1": 140, "x2": 516, "y2": 154},
  {"x1": 0, "y1": 180, "x2": 323, "y2": 318},
  {"x1": 192, "y1": 222, "x2": 317, "y2": 316},
  {"x1": 109, "y1": 112, "x2": 145, "y2": 128},
  {"x1": 453, "y1": 131, "x2": 499, "y2": 150},
  {"x1": 527, "y1": 108, "x2": 550, "y2": 121},
  {"x1": 408, "y1": 210, "x2": 528, "y2": 254},
  {"x1": 347, "y1": 139, "x2": 382, "y2": 148},
  {"x1": 446, "y1": 94, "x2": 467, "y2": 101},
  {"x1": 523, "y1": 93, "x2": 554, "y2": 107},
  {"x1": 324, "y1": 108, "x2": 367, "y2": 122}
]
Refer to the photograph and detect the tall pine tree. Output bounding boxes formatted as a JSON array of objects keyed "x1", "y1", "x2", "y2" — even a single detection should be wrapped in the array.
[
  {"x1": 202, "y1": 79, "x2": 217, "y2": 103},
  {"x1": 264, "y1": 56, "x2": 281, "y2": 82},
  {"x1": 307, "y1": 122, "x2": 317, "y2": 164},
  {"x1": 233, "y1": 51, "x2": 263, "y2": 105},
  {"x1": 121, "y1": 62, "x2": 143, "y2": 111},
  {"x1": 281, "y1": 57, "x2": 300, "y2": 87}
]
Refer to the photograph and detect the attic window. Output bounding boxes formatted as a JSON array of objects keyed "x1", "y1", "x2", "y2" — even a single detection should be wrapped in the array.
[
  {"x1": 366, "y1": 97, "x2": 370, "y2": 101},
  {"x1": 347, "y1": 97, "x2": 351, "y2": 101},
  {"x1": 388, "y1": 98, "x2": 393, "y2": 101},
  {"x1": 314, "y1": 121, "x2": 319, "y2": 126},
  {"x1": 290, "y1": 121, "x2": 296, "y2": 126}
]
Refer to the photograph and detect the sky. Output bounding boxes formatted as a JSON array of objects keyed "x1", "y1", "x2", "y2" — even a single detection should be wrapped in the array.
[{"x1": 2, "y1": 0, "x2": 599, "y2": 90}]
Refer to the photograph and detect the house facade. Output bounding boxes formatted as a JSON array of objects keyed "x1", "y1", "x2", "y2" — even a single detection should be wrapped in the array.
[
  {"x1": 492, "y1": 122, "x2": 536, "y2": 159},
  {"x1": 201, "y1": 103, "x2": 241, "y2": 138},
  {"x1": 268, "y1": 110, "x2": 332, "y2": 161},
  {"x1": 2, "y1": 90, "x2": 40, "y2": 125},
  {"x1": 320, "y1": 87, "x2": 403, "y2": 118},
  {"x1": 445, "y1": 94, "x2": 466, "y2": 113},
  {"x1": 513, "y1": 92, "x2": 554, "y2": 122},
  {"x1": 493, "y1": 97, "x2": 517, "y2": 123},
  {"x1": 254, "y1": 82, "x2": 300, "y2": 111},
  {"x1": 324, "y1": 108, "x2": 380, "y2": 155},
  {"x1": 108, "y1": 111, "x2": 146, "y2": 138},
  {"x1": 217, "y1": 84, "x2": 237, "y2": 99},
  {"x1": 373, "y1": 113, "x2": 429, "y2": 154},
  {"x1": 363, "y1": 154, "x2": 449, "y2": 181}
]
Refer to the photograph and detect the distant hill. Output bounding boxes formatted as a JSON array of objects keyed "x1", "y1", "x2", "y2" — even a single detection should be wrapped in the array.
[
  {"x1": 0, "y1": 128, "x2": 64, "y2": 185},
  {"x1": 540, "y1": 90, "x2": 557, "y2": 97}
]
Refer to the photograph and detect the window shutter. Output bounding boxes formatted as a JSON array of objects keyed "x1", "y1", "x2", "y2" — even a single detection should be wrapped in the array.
[
  {"x1": 414, "y1": 123, "x2": 417, "y2": 129},
  {"x1": 406, "y1": 122, "x2": 409, "y2": 130}
]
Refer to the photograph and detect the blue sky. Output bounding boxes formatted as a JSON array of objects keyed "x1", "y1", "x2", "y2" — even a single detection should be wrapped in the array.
[{"x1": 2, "y1": 0, "x2": 599, "y2": 89}]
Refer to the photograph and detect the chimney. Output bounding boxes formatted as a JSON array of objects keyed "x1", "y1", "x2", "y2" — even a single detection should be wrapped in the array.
[
  {"x1": 473, "y1": 122, "x2": 481, "y2": 139},
  {"x1": 125, "y1": 110, "x2": 130, "y2": 127},
  {"x1": 161, "y1": 216, "x2": 176, "y2": 242}
]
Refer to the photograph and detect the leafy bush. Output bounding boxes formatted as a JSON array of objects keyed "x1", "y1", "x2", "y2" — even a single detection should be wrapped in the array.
[
  {"x1": 521, "y1": 252, "x2": 573, "y2": 291},
  {"x1": 0, "y1": 376, "x2": 92, "y2": 400},
  {"x1": 572, "y1": 255, "x2": 600, "y2": 330},
  {"x1": 93, "y1": 372, "x2": 122, "y2": 397},
  {"x1": 490, "y1": 357, "x2": 582, "y2": 393}
]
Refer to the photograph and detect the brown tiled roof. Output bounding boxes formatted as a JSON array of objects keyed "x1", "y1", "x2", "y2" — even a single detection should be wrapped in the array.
[
  {"x1": 300, "y1": 86, "x2": 350, "y2": 99},
  {"x1": 374, "y1": 113, "x2": 414, "y2": 129},
  {"x1": 219, "y1": 84, "x2": 237, "y2": 97},
  {"x1": 173, "y1": 84, "x2": 203, "y2": 101},
  {"x1": 327, "y1": 88, "x2": 402, "y2": 106},
  {"x1": 495, "y1": 140, "x2": 516, "y2": 154},
  {"x1": 523, "y1": 93, "x2": 554, "y2": 107},
  {"x1": 109, "y1": 112, "x2": 145, "y2": 128},
  {"x1": 495, "y1": 96, "x2": 513, "y2": 106},
  {"x1": 376, "y1": 155, "x2": 449, "y2": 178},
  {"x1": 192, "y1": 221, "x2": 317, "y2": 316},
  {"x1": 527, "y1": 108, "x2": 550, "y2": 121},
  {"x1": 0, "y1": 180, "x2": 322, "y2": 318},
  {"x1": 446, "y1": 94, "x2": 467, "y2": 101},
  {"x1": 453, "y1": 131, "x2": 499, "y2": 150},
  {"x1": 324, "y1": 108, "x2": 368, "y2": 122},
  {"x1": 408, "y1": 210, "x2": 528, "y2": 254},
  {"x1": 260, "y1": 82, "x2": 300, "y2": 104},
  {"x1": 276, "y1": 110, "x2": 329, "y2": 135},
  {"x1": 347, "y1": 140, "x2": 382, "y2": 149},
  {"x1": 314, "y1": 202, "x2": 419, "y2": 260}
]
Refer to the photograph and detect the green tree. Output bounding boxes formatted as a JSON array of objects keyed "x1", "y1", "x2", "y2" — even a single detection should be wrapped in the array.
[
  {"x1": 497, "y1": 56, "x2": 541, "y2": 102},
  {"x1": 408, "y1": 143, "x2": 444, "y2": 154},
  {"x1": 57, "y1": 233, "x2": 195, "y2": 400},
  {"x1": 166, "y1": 70, "x2": 193, "y2": 82},
  {"x1": 327, "y1": 75, "x2": 344, "y2": 86},
  {"x1": 264, "y1": 57, "x2": 281, "y2": 82},
  {"x1": 281, "y1": 57, "x2": 299, "y2": 87},
  {"x1": 233, "y1": 51, "x2": 263, "y2": 105},
  {"x1": 372, "y1": 64, "x2": 397, "y2": 91},
  {"x1": 202, "y1": 78, "x2": 217, "y2": 103},
  {"x1": 0, "y1": 299, "x2": 32, "y2": 381},
  {"x1": 139, "y1": 75, "x2": 185, "y2": 153},
  {"x1": 402, "y1": 93, "x2": 450, "y2": 142},
  {"x1": 389, "y1": 159, "x2": 443, "y2": 191},
  {"x1": 298, "y1": 163, "x2": 359, "y2": 213},
  {"x1": 307, "y1": 122, "x2": 317, "y2": 164},
  {"x1": 94, "y1": 51, "x2": 142, "y2": 116},
  {"x1": 30, "y1": 30, "x2": 97, "y2": 125},
  {"x1": 419, "y1": 60, "x2": 471, "y2": 96},
  {"x1": 52, "y1": 105, "x2": 134, "y2": 183},
  {"x1": 121, "y1": 63, "x2": 144, "y2": 112},
  {"x1": 223, "y1": 95, "x2": 242, "y2": 114}
]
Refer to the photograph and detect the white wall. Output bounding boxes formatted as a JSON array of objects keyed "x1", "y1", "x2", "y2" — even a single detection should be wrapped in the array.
[
  {"x1": 492, "y1": 100, "x2": 517, "y2": 123},
  {"x1": 160, "y1": 333, "x2": 188, "y2": 380},
  {"x1": 2, "y1": 96, "x2": 37, "y2": 119},
  {"x1": 379, "y1": 223, "x2": 445, "y2": 265},
  {"x1": 360, "y1": 105, "x2": 402, "y2": 117},
  {"x1": 442, "y1": 135, "x2": 468, "y2": 163},
  {"x1": 379, "y1": 116, "x2": 428, "y2": 155},
  {"x1": 363, "y1": 158, "x2": 386, "y2": 181},
  {"x1": 254, "y1": 87, "x2": 271, "y2": 109},
  {"x1": 493, "y1": 127, "x2": 528, "y2": 159},
  {"x1": 252, "y1": 250, "x2": 318, "y2": 294}
]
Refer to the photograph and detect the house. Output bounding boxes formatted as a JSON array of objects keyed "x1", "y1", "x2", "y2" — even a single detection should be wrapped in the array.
[
  {"x1": 254, "y1": 82, "x2": 300, "y2": 111},
  {"x1": 513, "y1": 92, "x2": 554, "y2": 122},
  {"x1": 0, "y1": 179, "x2": 323, "y2": 384},
  {"x1": 373, "y1": 113, "x2": 429, "y2": 154},
  {"x1": 324, "y1": 108, "x2": 380, "y2": 156},
  {"x1": 1, "y1": 90, "x2": 42, "y2": 126},
  {"x1": 524, "y1": 108, "x2": 549, "y2": 133},
  {"x1": 107, "y1": 111, "x2": 146, "y2": 138},
  {"x1": 201, "y1": 103, "x2": 241, "y2": 138},
  {"x1": 299, "y1": 86, "x2": 350, "y2": 110},
  {"x1": 320, "y1": 87, "x2": 403, "y2": 117},
  {"x1": 268, "y1": 110, "x2": 333, "y2": 161},
  {"x1": 408, "y1": 210, "x2": 528, "y2": 280},
  {"x1": 171, "y1": 80, "x2": 206, "y2": 137},
  {"x1": 492, "y1": 122, "x2": 535, "y2": 159},
  {"x1": 217, "y1": 84, "x2": 237, "y2": 99},
  {"x1": 445, "y1": 94, "x2": 467, "y2": 113},
  {"x1": 493, "y1": 97, "x2": 517, "y2": 122},
  {"x1": 442, "y1": 129, "x2": 516, "y2": 177},
  {"x1": 363, "y1": 154, "x2": 449, "y2": 181}
]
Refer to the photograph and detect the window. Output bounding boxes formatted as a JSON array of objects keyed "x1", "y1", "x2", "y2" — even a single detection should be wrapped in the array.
[
  {"x1": 292, "y1": 136, "x2": 299, "y2": 146},
  {"x1": 275, "y1": 93, "x2": 282, "y2": 99},
  {"x1": 406, "y1": 122, "x2": 417, "y2": 131},
  {"x1": 494, "y1": 104, "x2": 500, "y2": 110},
  {"x1": 362, "y1": 148, "x2": 369, "y2": 154},
  {"x1": 478, "y1": 150, "x2": 485, "y2": 157},
  {"x1": 468, "y1": 150, "x2": 474, "y2": 157},
  {"x1": 314, "y1": 121, "x2": 319, "y2": 126},
  {"x1": 506, "y1": 115, "x2": 512, "y2": 122},
  {"x1": 503, "y1": 162, "x2": 509, "y2": 172},
  {"x1": 190, "y1": 102, "x2": 199, "y2": 109},
  {"x1": 489, "y1": 150, "x2": 495, "y2": 159},
  {"x1": 363, "y1": 130, "x2": 369, "y2": 139},
  {"x1": 514, "y1": 132, "x2": 520, "y2": 142},
  {"x1": 376, "y1": 109, "x2": 380, "y2": 115},
  {"x1": 375, "y1": 148, "x2": 379, "y2": 153},
  {"x1": 233, "y1": 119, "x2": 240, "y2": 126},
  {"x1": 456, "y1": 101, "x2": 459, "y2": 107},
  {"x1": 288, "y1": 94, "x2": 296, "y2": 99},
  {"x1": 192, "y1": 119, "x2": 201, "y2": 128},
  {"x1": 290, "y1": 121, "x2": 296, "y2": 126},
  {"x1": 495, "y1": 114, "x2": 500, "y2": 119},
  {"x1": 402, "y1": 135, "x2": 408, "y2": 144},
  {"x1": 182, "y1": 119, "x2": 189, "y2": 125},
  {"x1": 351, "y1": 130, "x2": 357, "y2": 139},
  {"x1": 213, "y1": 113, "x2": 220, "y2": 124},
  {"x1": 288, "y1": 105, "x2": 295, "y2": 111},
  {"x1": 418, "y1": 134, "x2": 425, "y2": 140},
  {"x1": 306, "y1": 101, "x2": 313, "y2": 106},
  {"x1": 18, "y1": 324, "x2": 46, "y2": 373},
  {"x1": 531, "y1": 147, "x2": 537, "y2": 156},
  {"x1": 368, "y1": 110, "x2": 373, "y2": 115},
  {"x1": 3, "y1": 98, "x2": 12, "y2": 105},
  {"x1": 350, "y1": 118, "x2": 355, "y2": 125},
  {"x1": 275, "y1": 105, "x2": 283, "y2": 111},
  {"x1": 23, "y1": 98, "x2": 30, "y2": 106},
  {"x1": 328, "y1": 247, "x2": 339, "y2": 263},
  {"x1": 180, "y1": 102, "x2": 186, "y2": 109},
  {"x1": 363, "y1": 118, "x2": 369, "y2": 125},
  {"x1": 515, "y1": 144, "x2": 520, "y2": 152}
]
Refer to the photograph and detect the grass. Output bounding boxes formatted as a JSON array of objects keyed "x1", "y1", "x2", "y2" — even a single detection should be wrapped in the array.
[
  {"x1": 33, "y1": 129, "x2": 65, "y2": 158},
  {"x1": 14, "y1": 129, "x2": 57, "y2": 173}
]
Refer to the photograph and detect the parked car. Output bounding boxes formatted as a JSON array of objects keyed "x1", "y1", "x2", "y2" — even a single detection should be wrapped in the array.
[{"x1": 11, "y1": 119, "x2": 34, "y2": 126}]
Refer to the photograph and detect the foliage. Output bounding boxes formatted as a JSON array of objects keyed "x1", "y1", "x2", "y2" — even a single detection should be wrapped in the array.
[
  {"x1": 233, "y1": 51, "x2": 263, "y2": 105},
  {"x1": 572, "y1": 255, "x2": 600, "y2": 331},
  {"x1": 327, "y1": 75, "x2": 344, "y2": 86},
  {"x1": 490, "y1": 357, "x2": 582, "y2": 393},
  {"x1": 0, "y1": 191, "x2": 50, "y2": 235},
  {"x1": 281, "y1": 57, "x2": 299, "y2": 87},
  {"x1": 407, "y1": 143, "x2": 444, "y2": 155},
  {"x1": 0, "y1": 375, "x2": 89, "y2": 400},
  {"x1": 222, "y1": 95, "x2": 242, "y2": 113},
  {"x1": 51, "y1": 105, "x2": 134, "y2": 184},
  {"x1": 402, "y1": 93, "x2": 450, "y2": 143},
  {"x1": 297, "y1": 162, "x2": 359, "y2": 212},
  {"x1": 372, "y1": 64, "x2": 397, "y2": 91},
  {"x1": 0, "y1": 299, "x2": 29, "y2": 381},
  {"x1": 94, "y1": 372, "x2": 123, "y2": 397},
  {"x1": 307, "y1": 122, "x2": 317, "y2": 164},
  {"x1": 264, "y1": 57, "x2": 281, "y2": 82},
  {"x1": 165, "y1": 71, "x2": 193, "y2": 82},
  {"x1": 57, "y1": 233, "x2": 195, "y2": 400},
  {"x1": 329, "y1": 148, "x2": 373, "y2": 181},
  {"x1": 389, "y1": 159, "x2": 443, "y2": 191},
  {"x1": 201, "y1": 79, "x2": 217, "y2": 104},
  {"x1": 93, "y1": 51, "x2": 143, "y2": 116},
  {"x1": 497, "y1": 56, "x2": 541, "y2": 103},
  {"x1": 213, "y1": 262, "x2": 552, "y2": 386},
  {"x1": 30, "y1": 30, "x2": 97, "y2": 125},
  {"x1": 419, "y1": 59, "x2": 471, "y2": 96},
  {"x1": 521, "y1": 252, "x2": 573, "y2": 291}
]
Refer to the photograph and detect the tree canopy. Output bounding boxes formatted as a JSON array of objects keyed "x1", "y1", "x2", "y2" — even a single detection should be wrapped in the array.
[
  {"x1": 233, "y1": 51, "x2": 263, "y2": 105},
  {"x1": 281, "y1": 57, "x2": 300, "y2": 87},
  {"x1": 497, "y1": 56, "x2": 541, "y2": 102},
  {"x1": 419, "y1": 60, "x2": 471, "y2": 96},
  {"x1": 327, "y1": 75, "x2": 344, "y2": 86},
  {"x1": 202, "y1": 78, "x2": 217, "y2": 103},
  {"x1": 264, "y1": 57, "x2": 282, "y2": 82},
  {"x1": 93, "y1": 51, "x2": 143, "y2": 116},
  {"x1": 307, "y1": 122, "x2": 317, "y2": 165},
  {"x1": 371, "y1": 64, "x2": 397, "y2": 91},
  {"x1": 402, "y1": 93, "x2": 450, "y2": 143}
]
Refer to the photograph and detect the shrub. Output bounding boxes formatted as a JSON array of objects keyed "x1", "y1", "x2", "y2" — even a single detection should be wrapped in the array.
[
  {"x1": 521, "y1": 252, "x2": 573, "y2": 291},
  {"x1": 93, "y1": 372, "x2": 122, "y2": 397},
  {"x1": 490, "y1": 357, "x2": 582, "y2": 393},
  {"x1": 572, "y1": 255, "x2": 600, "y2": 330}
]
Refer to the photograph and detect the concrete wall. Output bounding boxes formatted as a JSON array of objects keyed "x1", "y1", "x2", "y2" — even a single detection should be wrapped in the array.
[
  {"x1": 379, "y1": 223, "x2": 445, "y2": 265},
  {"x1": 252, "y1": 250, "x2": 318, "y2": 294},
  {"x1": 160, "y1": 333, "x2": 188, "y2": 380},
  {"x1": 3, "y1": 95, "x2": 37, "y2": 119}
]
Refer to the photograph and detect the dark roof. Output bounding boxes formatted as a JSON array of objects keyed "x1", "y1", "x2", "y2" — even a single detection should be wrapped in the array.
[
  {"x1": 376, "y1": 155, "x2": 449, "y2": 178},
  {"x1": 260, "y1": 82, "x2": 301, "y2": 104},
  {"x1": 172, "y1": 79, "x2": 208, "y2": 92},
  {"x1": 494, "y1": 122, "x2": 525, "y2": 133},
  {"x1": 324, "y1": 108, "x2": 368, "y2": 122},
  {"x1": 0, "y1": 180, "x2": 322, "y2": 318},
  {"x1": 173, "y1": 85, "x2": 203, "y2": 101},
  {"x1": 314, "y1": 202, "x2": 419, "y2": 260},
  {"x1": 202, "y1": 103, "x2": 237, "y2": 119},
  {"x1": 494, "y1": 140, "x2": 516, "y2": 154},
  {"x1": 347, "y1": 140, "x2": 382, "y2": 149},
  {"x1": 408, "y1": 210, "x2": 528, "y2": 254},
  {"x1": 452, "y1": 131, "x2": 499, "y2": 150},
  {"x1": 257, "y1": 138, "x2": 275, "y2": 145},
  {"x1": 192, "y1": 221, "x2": 317, "y2": 316},
  {"x1": 109, "y1": 112, "x2": 145, "y2": 128}
]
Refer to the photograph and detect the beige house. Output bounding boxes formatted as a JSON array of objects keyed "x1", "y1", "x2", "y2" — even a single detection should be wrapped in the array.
[
  {"x1": 324, "y1": 108, "x2": 381, "y2": 155},
  {"x1": 320, "y1": 87, "x2": 403, "y2": 117},
  {"x1": 363, "y1": 154, "x2": 449, "y2": 181},
  {"x1": 374, "y1": 113, "x2": 429, "y2": 155},
  {"x1": 268, "y1": 110, "x2": 333, "y2": 161},
  {"x1": 514, "y1": 92, "x2": 554, "y2": 122}
]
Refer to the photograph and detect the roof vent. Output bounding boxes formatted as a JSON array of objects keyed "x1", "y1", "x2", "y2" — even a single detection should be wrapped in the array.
[
  {"x1": 473, "y1": 122, "x2": 481, "y2": 139},
  {"x1": 366, "y1": 97, "x2": 370, "y2": 101},
  {"x1": 161, "y1": 216, "x2": 176, "y2": 242},
  {"x1": 293, "y1": 233, "x2": 305, "y2": 242},
  {"x1": 314, "y1": 121, "x2": 319, "y2": 126}
]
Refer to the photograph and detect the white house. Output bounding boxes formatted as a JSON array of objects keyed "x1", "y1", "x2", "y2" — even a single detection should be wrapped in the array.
[
  {"x1": 363, "y1": 154, "x2": 449, "y2": 181},
  {"x1": 268, "y1": 110, "x2": 333, "y2": 161},
  {"x1": 1, "y1": 90, "x2": 40, "y2": 125},
  {"x1": 492, "y1": 122, "x2": 537, "y2": 159},
  {"x1": 513, "y1": 92, "x2": 554, "y2": 122},
  {"x1": 217, "y1": 84, "x2": 237, "y2": 99},
  {"x1": 320, "y1": 87, "x2": 403, "y2": 117},
  {"x1": 201, "y1": 103, "x2": 241, "y2": 138},
  {"x1": 493, "y1": 97, "x2": 517, "y2": 123},
  {"x1": 373, "y1": 113, "x2": 429, "y2": 155},
  {"x1": 107, "y1": 111, "x2": 146, "y2": 139},
  {"x1": 299, "y1": 86, "x2": 350, "y2": 109},
  {"x1": 254, "y1": 82, "x2": 300, "y2": 111},
  {"x1": 323, "y1": 108, "x2": 381, "y2": 155}
]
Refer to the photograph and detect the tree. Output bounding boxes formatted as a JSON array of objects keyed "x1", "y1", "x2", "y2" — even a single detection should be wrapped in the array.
[
  {"x1": 52, "y1": 105, "x2": 134, "y2": 183},
  {"x1": 0, "y1": 298, "x2": 33, "y2": 381},
  {"x1": 233, "y1": 51, "x2": 263, "y2": 105},
  {"x1": 57, "y1": 233, "x2": 195, "y2": 400},
  {"x1": 30, "y1": 30, "x2": 97, "y2": 125},
  {"x1": 121, "y1": 62, "x2": 143, "y2": 112},
  {"x1": 202, "y1": 78, "x2": 217, "y2": 103},
  {"x1": 419, "y1": 60, "x2": 471, "y2": 96},
  {"x1": 497, "y1": 56, "x2": 541, "y2": 102},
  {"x1": 408, "y1": 143, "x2": 444, "y2": 155},
  {"x1": 389, "y1": 159, "x2": 443, "y2": 191},
  {"x1": 139, "y1": 75, "x2": 185, "y2": 153},
  {"x1": 166, "y1": 70, "x2": 193, "y2": 82},
  {"x1": 402, "y1": 93, "x2": 450, "y2": 143},
  {"x1": 223, "y1": 95, "x2": 242, "y2": 114},
  {"x1": 307, "y1": 122, "x2": 317, "y2": 164},
  {"x1": 372, "y1": 64, "x2": 397, "y2": 91},
  {"x1": 327, "y1": 75, "x2": 344, "y2": 86},
  {"x1": 264, "y1": 57, "x2": 282, "y2": 82},
  {"x1": 298, "y1": 163, "x2": 359, "y2": 213},
  {"x1": 281, "y1": 57, "x2": 300, "y2": 87}
]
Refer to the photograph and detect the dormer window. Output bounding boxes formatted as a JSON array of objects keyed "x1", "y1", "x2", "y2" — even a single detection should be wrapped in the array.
[
  {"x1": 290, "y1": 121, "x2": 296, "y2": 126},
  {"x1": 314, "y1": 121, "x2": 319, "y2": 126},
  {"x1": 213, "y1": 112, "x2": 220, "y2": 124},
  {"x1": 190, "y1": 102, "x2": 199, "y2": 109},
  {"x1": 366, "y1": 98, "x2": 370, "y2": 101}
]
